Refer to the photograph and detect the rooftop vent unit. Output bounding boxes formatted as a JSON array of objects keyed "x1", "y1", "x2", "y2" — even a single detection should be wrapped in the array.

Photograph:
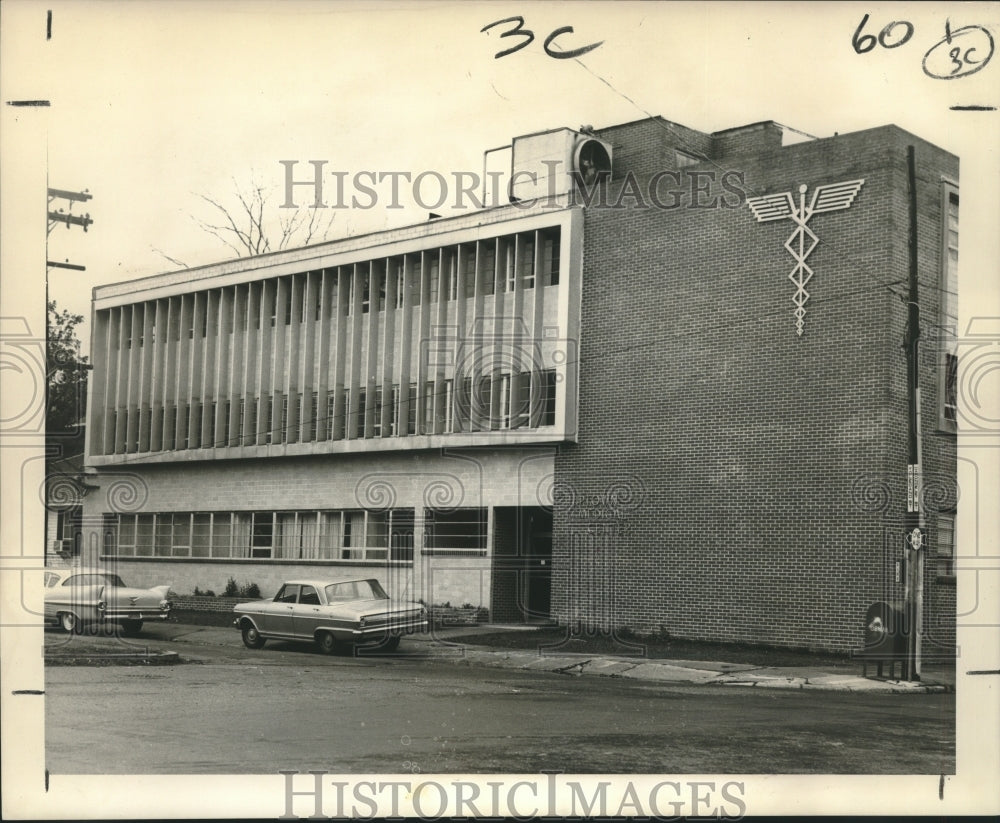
[{"x1": 508, "y1": 127, "x2": 612, "y2": 203}]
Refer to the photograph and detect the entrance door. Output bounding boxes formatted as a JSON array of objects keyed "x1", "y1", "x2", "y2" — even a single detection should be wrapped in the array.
[
  {"x1": 524, "y1": 529, "x2": 552, "y2": 620},
  {"x1": 490, "y1": 506, "x2": 553, "y2": 623}
]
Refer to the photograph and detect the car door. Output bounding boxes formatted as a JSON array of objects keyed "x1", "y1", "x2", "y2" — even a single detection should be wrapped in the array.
[
  {"x1": 259, "y1": 584, "x2": 298, "y2": 635},
  {"x1": 57, "y1": 573, "x2": 104, "y2": 622},
  {"x1": 291, "y1": 585, "x2": 323, "y2": 639}
]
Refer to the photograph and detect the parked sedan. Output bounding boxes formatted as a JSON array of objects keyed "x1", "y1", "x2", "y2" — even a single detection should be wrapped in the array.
[
  {"x1": 44, "y1": 568, "x2": 172, "y2": 636},
  {"x1": 233, "y1": 578, "x2": 428, "y2": 654}
]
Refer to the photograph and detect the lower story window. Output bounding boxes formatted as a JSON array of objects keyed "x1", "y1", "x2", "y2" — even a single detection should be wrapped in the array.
[
  {"x1": 423, "y1": 508, "x2": 487, "y2": 555},
  {"x1": 106, "y1": 508, "x2": 416, "y2": 563}
]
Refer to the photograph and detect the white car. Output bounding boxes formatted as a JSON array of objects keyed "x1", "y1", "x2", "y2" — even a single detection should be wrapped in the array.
[
  {"x1": 233, "y1": 578, "x2": 428, "y2": 654},
  {"x1": 44, "y1": 568, "x2": 172, "y2": 636}
]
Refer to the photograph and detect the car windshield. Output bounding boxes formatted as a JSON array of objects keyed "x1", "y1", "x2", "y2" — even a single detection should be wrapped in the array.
[
  {"x1": 324, "y1": 580, "x2": 388, "y2": 603},
  {"x1": 62, "y1": 573, "x2": 126, "y2": 587}
]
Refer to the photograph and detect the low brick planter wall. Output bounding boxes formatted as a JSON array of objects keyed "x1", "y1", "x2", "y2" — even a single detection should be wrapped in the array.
[
  {"x1": 170, "y1": 595, "x2": 261, "y2": 613},
  {"x1": 432, "y1": 606, "x2": 488, "y2": 627}
]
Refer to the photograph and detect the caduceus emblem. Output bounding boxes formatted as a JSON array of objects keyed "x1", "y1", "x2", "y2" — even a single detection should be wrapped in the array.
[{"x1": 747, "y1": 179, "x2": 865, "y2": 335}]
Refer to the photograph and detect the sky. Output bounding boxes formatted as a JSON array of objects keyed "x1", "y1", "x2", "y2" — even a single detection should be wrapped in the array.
[
  {"x1": 2, "y1": 0, "x2": 999, "y2": 818},
  {"x1": 3, "y1": 0, "x2": 996, "y2": 354}
]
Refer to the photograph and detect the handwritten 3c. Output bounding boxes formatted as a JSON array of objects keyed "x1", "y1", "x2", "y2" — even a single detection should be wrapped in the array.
[{"x1": 852, "y1": 14, "x2": 994, "y2": 80}]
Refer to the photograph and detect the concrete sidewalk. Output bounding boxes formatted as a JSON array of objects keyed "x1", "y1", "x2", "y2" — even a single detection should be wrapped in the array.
[
  {"x1": 407, "y1": 626, "x2": 954, "y2": 693},
  {"x1": 154, "y1": 622, "x2": 954, "y2": 693}
]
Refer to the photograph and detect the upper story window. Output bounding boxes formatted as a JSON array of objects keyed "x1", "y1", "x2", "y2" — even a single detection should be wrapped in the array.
[
  {"x1": 541, "y1": 228, "x2": 560, "y2": 286},
  {"x1": 500, "y1": 238, "x2": 516, "y2": 293},
  {"x1": 939, "y1": 183, "x2": 958, "y2": 431},
  {"x1": 462, "y1": 245, "x2": 477, "y2": 298},
  {"x1": 361, "y1": 271, "x2": 371, "y2": 314},
  {"x1": 393, "y1": 260, "x2": 405, "y2": 309},
  {"x1": 409, "y1": 254, "x2": 423, "y2": 306},
  {"x1": 936, "y1": 514, "x2": 955, "y2": 580},
  {"x1": 521, "y1": 236, "x2": 536, "y2": 289},
  {"x1": 91, "y1": 221, "x2": 570, "y2": 458},
  {"x1": 444, "y1": 250, "x2": 459, "y2": 301},
  {"x1": 480, "y1": 245, "x2": 496, "y2": 296},
  {"x1": 428, "y1": 258, "x2": 440, "y2": 303}
]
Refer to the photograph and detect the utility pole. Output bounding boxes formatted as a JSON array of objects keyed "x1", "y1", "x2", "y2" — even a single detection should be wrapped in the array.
[
  {"x1": 47, "y1": 187, "x2": 93, "y2": 270},
  {"x1": 903, "y1": 145, "x2": 924, "y2": 681}
]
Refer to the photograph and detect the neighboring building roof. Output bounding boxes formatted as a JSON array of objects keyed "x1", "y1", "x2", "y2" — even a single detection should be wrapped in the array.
[{"x1": 48, "y1": 452, "x2": 85, "y2": 476}]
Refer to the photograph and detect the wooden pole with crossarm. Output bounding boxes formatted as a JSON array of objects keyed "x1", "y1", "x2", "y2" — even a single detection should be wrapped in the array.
[
  {"x1": 903, "y1": 145, "x2": 925, "y2": 682},
  {"x1": 46, "y1": 187, "x2": 93, "y2": 271}
]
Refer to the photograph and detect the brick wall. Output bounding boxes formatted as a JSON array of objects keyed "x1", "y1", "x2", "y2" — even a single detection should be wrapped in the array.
[
  {"x1": 171, "y1": 595, "x2": 250, "y2": 612},
  {"x1": 711, "y1": 121, "x2": 783, "y2": 159},
  {"x1": 554, "y1": 122, "x2": 958, "y2": 653}
]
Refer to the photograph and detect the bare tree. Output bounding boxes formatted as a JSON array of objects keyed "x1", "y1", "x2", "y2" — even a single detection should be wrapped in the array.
[{"x1": 156, "y1": 175, "x2": 336, "y2": 267}]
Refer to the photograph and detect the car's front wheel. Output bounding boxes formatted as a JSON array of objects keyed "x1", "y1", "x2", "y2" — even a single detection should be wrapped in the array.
[
  {"x1": 59, "y1": 612, "x2": 81, "y2": 634},
  {"x1": 120, "y1": 620, "x2": 143, "y2": 637},
  {"x1": 241, "y1": 623, "x2": 266, "y2": 649}
]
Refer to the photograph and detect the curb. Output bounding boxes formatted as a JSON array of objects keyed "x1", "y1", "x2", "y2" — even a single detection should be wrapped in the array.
[
  {"x1": 44, "y1": 651, "x2": 183, "y2": 667},
  {"x1": 54, "y1": 625, "x2": 955, "y2": 692},
  {"x1": 444, "y1": 647, "x2": 953, "y2": 693}
]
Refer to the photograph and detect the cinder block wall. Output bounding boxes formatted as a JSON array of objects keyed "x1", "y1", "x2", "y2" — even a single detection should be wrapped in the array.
[{"x1": 553, "y1": 120, "x2": 957, "y2": 652}]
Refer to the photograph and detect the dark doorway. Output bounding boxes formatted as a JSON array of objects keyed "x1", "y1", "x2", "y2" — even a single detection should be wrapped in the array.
[
  {"x1": 525, "y1": 526, "x2": 552, "y2": 619},
  {"x1": 491, "y1": 506, "x2": 553, "y2": 623}
]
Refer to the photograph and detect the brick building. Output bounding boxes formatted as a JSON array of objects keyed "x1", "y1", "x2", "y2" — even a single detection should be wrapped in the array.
[{"x1": 76, "y1": 115, "x2": 958, "y2": 653}]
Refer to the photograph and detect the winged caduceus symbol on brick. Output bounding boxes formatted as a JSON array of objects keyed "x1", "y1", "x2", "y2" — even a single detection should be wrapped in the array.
[{"x1": 747, "y1": 179, "x2": 865, "y2": 336}]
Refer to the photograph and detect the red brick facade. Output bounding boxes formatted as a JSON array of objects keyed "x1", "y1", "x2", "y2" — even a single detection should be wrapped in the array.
[
  {"x1": 552, "y1": 118, "x2": 958, "y2": 653},
  {"x1": 78, "y1": 115, "x2": 958, "y2": 656}
]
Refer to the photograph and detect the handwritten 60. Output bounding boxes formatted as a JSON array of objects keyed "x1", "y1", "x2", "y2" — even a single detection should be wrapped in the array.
[{"x1": 852, "y1": 14, "x2": 995, "y2": 80}]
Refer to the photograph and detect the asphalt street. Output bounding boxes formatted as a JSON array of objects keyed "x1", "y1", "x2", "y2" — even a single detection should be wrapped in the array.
[{"x1": 44, "y1": 629, "x2": 955, "y2": 775}]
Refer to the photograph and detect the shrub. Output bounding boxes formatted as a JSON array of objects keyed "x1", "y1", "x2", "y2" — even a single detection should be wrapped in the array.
[
  {"x1": 241, "y1": 582, "x2": 261, "y2": 599},
  {"x1": 223, "y1": 577, "x2": 239, "y2": 598}
]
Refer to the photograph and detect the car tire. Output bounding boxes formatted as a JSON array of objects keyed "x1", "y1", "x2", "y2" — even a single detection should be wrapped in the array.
[
  {"x1": 316, "y1": 632, "x2": 340, "y2": 655},
  {"x1": 241, "y1": 623, "x2": 266, "y2": 649},
  {"x1": 59, "y1": 612, "x2": 81, "y2": 634},
  {"x1": 121, "y1": 620, "x2": 143, "y2": 637}
]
